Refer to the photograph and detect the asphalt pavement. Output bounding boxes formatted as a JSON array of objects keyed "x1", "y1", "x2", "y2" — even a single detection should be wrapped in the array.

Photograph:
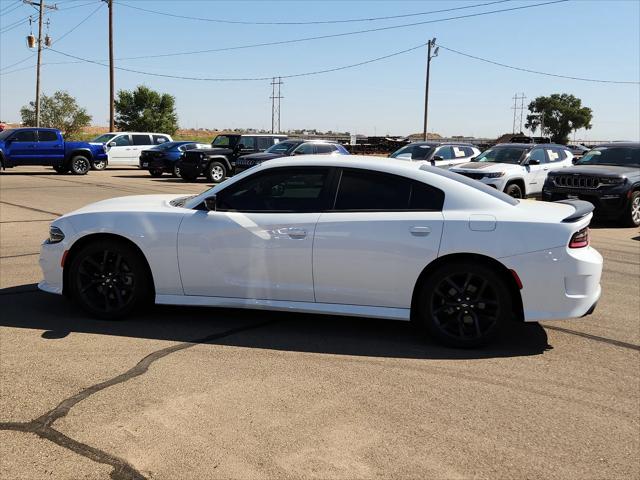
[{"x1": 1, "y1": 167, "x2": 638, "y2": 480}]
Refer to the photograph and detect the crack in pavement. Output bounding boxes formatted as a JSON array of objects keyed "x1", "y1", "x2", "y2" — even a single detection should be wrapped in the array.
[
  {"x1": 544, "y1": 324, "x2": 640, "y2": 351},
  {"x1": 1, "y1": 252, "x2": 40, "y2": 259},
  {"x1": 0, "y1": 319, "x2": 276, "y2": 480},
  {"x1": 0, "y1": 200, "x2": 63, "y2": 217}
]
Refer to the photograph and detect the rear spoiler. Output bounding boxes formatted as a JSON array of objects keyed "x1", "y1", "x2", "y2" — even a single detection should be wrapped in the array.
[{"x1": 555, "y1": 199, "x2": 595, "y2": 223}]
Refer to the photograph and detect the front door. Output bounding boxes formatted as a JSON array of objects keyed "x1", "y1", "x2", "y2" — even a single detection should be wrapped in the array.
[
  {"x1": 178, "y1": 167, "x2": 333, "y2": 302},
  {"x1": 525, "y1": 147, "x2": 549, "y2": 195},
  {"x1": 313, "y1": 168, "x2": 444, "y2": 308},
  {"x1": 106, "y1": 134, "x2": 132, "y2": 165},
  {"x1": 6, "y1": 130, "x2": 38, "y2": 165}
]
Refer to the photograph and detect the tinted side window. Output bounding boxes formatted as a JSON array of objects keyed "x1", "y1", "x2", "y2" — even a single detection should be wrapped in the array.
[
  {"x1": 152, "y1": 135, "x2": 169, "y2": 144},
  {"x1": 257, "y1": 137, "x2": 273, "y2": 150},
  {"x1": 240, "y1": 136, "x2": 256, "y2": 150},
  {"x1": 435, "y1": 146, "x2": 454, "y2": 160},
  {"x1": 451, "y1": 146, "x2": 468, "y2": 158},
  {"x1": 217, "y1": 168, "x2": 330, "y2": 212},
  {"x1": 38, "y1": 130, "x2": 58, "y2": 142},
  {"x1": 293, "y1": 143, "x2": 315, "y2": 155},
  {"x1": 13, "y1": 130, "x2": 37, "y2": 142},
  {"x1": 112, "y1": 135, "x2": 130, "y2": 146},
  {"x1": 132, "y1": 134, "x2": 152, "y2": 146},
  {"x1": 547, "y1": 147, "x2": 566, "y2": 162},
  {"x1": 410, "y1": 182, "x2": 445, "y2": 211},
  {"x1": 315, "y1": 144, "x2": 334, "y2": 154},
  {"x1": 529, "y1": 148, "x2": 547, "y2": 163},
  {"x1": 462, "y1": 146, "x2": 476, "y2": 157}
]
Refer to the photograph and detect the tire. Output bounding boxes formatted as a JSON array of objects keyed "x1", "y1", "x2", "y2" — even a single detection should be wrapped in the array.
[
  {"x1": 68, "y1": 240, "x2": 152, "y2": 320},
  {"x1": 172, "y1": 164, "x2": 181, "y2": 178},
  {"x1": 622, "y1": 190, "x2": 640, "y2": 227},
  {"x1": 504, "y1": 183, "x2": 523, "y2": 199},
  {"x1": 205, "y1": 161, "x2": 226, "y2": 183},
  {"x1": 53, "y1": 165, "x2": 69, "y2": 174},
  {"x1": 416, "y1": 261, "x2": 513, "y2": 348},
  {"x1": 91, "y1": 159, "x2": 107, "y2": 171},
  {"x1": 70, "y1": 155, "x2": 91, "y2": 175},
  {"x1": 149, "y1": 168, "x2": 163, "y2": 178}
]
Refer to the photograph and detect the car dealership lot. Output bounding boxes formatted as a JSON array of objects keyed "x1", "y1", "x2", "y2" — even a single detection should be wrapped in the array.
[{"x1": 1, "y1": 167, "x2": 638, "y2": 480}]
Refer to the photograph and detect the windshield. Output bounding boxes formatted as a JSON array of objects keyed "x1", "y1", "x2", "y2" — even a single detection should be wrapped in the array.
[
  {"x1": 265, "y1": 141, "x2": 298, "y2": 154},
  {"x1": 211, "y1": 135, "x2": 238, "y2": 147},
  {"x1": 0, "y1": 129, "x2": 16, "y2": 141},
  {"x1": 91, "y1": 133, "x2": 117, "y2": 143},
  {"x1": 390, "y1": 144, "x2": 434, "y2": 160},
  {"x1": 576, "y1": 147, "x2": 640, "y2": 167},
  {"x1": 475, "y1": 147, "x2": 527, "y2": 164}
]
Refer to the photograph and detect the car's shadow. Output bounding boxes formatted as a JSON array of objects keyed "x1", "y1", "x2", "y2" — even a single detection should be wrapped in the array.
[
  {"x1": 0, "y1": 284, "x2": 551, "y2": 360},
  {"x1": 113, "y1": 174, "x2": 213, "y2": 185}
]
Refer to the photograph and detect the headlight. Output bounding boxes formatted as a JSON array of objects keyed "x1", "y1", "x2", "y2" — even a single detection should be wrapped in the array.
[
  {"x1": 599, "y1": 177, "x2": 625, "y2": 185},
  {"x1": 484, "y1": 172, "x2": 505, "y2": 178},
  {"x1": 48, "y1": 225, "x2": 65, "y2": 244}
]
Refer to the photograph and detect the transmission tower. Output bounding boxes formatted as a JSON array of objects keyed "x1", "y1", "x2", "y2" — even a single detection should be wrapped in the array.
[
  {"x1": 511, "y1": 93, "x2": 526, "y2": 134},
  {"x1": 270, "y1": 77, "x2": 283, "y2": 133}
]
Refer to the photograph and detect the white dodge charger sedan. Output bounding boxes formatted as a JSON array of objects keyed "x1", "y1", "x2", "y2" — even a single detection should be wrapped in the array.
[{"x1": 39, "y1": 156, "x2": 603, "y2": 347}]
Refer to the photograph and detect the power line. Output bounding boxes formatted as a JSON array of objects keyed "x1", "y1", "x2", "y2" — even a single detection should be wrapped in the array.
[
  {"x1": 114, "y1": 0, "x2": 513, "y2": 25},
  {"x1": 0, "y1": 18, "x2": 29, "y2": 34},
  {"x1": 0, "y1": 1, "x2": 23, "y2": 16},
  {"x1": 54, "y1": 2, "x2": 102, "y2": 43},
  {"x1": 438, "y1": 44, "x2": 640, "y2": 85},
  {"x1": 112, "y1": 0, "x2": 569, "y2": 61},
  {"x1": 46, "y1": 42, "x2": 427, "y2": 81}
]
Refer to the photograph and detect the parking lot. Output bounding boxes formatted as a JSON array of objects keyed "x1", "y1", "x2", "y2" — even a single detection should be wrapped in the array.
[{"x1": 0, "y1": 167, "x2": 638, "y2": 480}]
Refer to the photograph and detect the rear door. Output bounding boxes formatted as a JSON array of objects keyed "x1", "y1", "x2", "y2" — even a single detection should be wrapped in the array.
[
  {"x1": 7, "y1": 130, "x2": 38, "y2": 165},
  {"x1": 36, "y1": 130, "x2": 64, "y2": 166},
  {"x1": 313, "y1": 168, "x2": 444, "y2": 309},
  {"x1": 130, "y1": 134, "x2": 153, "y2": 164}
]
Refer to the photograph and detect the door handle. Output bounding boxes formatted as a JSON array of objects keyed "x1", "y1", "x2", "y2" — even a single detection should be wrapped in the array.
[
  {"x1": 410, "y1": 226, "x2": 431, "y2": 237},
  {"x1": 286, "y1": 228, "x2": 307, "y2": 239}
]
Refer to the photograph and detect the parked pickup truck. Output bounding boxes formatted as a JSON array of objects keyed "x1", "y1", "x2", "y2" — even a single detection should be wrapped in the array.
[{"x1": 0, "y1": 127, "x2": 107, "y2": 175}]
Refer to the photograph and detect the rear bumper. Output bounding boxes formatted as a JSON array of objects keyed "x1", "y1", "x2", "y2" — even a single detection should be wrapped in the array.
[
  {"x1": 140, "y1": 158, "x2": 175, "y2": 172},
  {"x1": 500, "y1": 245, "x2": 603, "y2": 322}
]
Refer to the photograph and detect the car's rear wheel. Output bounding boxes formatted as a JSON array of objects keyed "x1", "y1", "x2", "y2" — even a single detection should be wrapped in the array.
[
  {"x1": 92, "y1": 159, "x2": 107, "y2": 171},
  {"x1": 172, "y1": 164, "x2": 181, "y2": 178},
  {"x1": 417, "y1": 262, "x2": 512, "y2": 347},
  {"x1": 505, "y1": 183, "x2": 523, "y2": 199},
  {"x1": 205, "y1": 161, "x2": 226, "y2": 183},
  {"x1": 69, "y1": 240, "x2": 151, "y2": 319},
  {"x1": 149, "y1": 168, "x2": 163, "y2": 177},
  {"x1": 70, "y1": 156, "x2": 91, "y2": 175},
  {"x1": 623, "y1": 191, "x2": 640, "y2": 227}
]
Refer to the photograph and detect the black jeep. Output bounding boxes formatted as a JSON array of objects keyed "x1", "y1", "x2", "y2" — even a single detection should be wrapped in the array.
[
  {"x1": 178, "y1": 134, "x2": 287, "y2": 182},
  {"x1": 542, "y1": 143, "x2": 640, "y2": 226}
]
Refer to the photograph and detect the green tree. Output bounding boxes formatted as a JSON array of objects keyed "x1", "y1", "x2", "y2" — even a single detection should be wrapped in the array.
[
  {"x1": 114, "y1": 85, "x2": 178, "y2": 135},
  {"x1": 20, "y1": 91, "x2": 92, "y2": 138},
  {"x1": 525, "y1": 93, "x2": 593, "y2": 144}
]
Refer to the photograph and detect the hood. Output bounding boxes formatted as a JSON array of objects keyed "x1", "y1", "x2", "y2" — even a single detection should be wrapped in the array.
[
  {"x1": 551, "y1": 164, "x2": 640, "y2": 177},
  {"x1": 64, "y1": 194, "x2": 190, "y2": 217},
  {"x1": 239, "y1": 152, "x2": 285, "y2": 162},
  {"x1": 452, "y1": 162, "x2": 522, "y2": 172}
]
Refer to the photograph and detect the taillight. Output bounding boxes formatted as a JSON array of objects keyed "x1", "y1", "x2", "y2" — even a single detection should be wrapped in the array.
[{"x1": 569, "y1": 227, "x2": 590, "y2": 248}]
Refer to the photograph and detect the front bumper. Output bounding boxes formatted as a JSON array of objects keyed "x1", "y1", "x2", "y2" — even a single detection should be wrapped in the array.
[
  {"x1": 38, "y1": 239, "x2": 66, "y2": 295},
  {"x1": 542, "y1": 185, "x2": 630, "y2": 219},
  {"x1": 500, "y1": 245, "x2": 603, "y2": 322}
]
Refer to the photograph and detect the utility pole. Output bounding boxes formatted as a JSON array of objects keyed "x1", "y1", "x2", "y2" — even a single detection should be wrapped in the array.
[
  {"x1": 270, "y1": 77, "x2": 283, "y2": 133},
  {"x1": 510, "y1": 93, "x2": 526, "y2": 134},
  {"x1": 106, "y1": 0, "x2": 114, "y2": 131},
  {"x1": 422, "y1": 38, "x2": 438, "y2": 141},
  {"x1": 23, "y1": 0, "x2": 57, "y2": 127}
]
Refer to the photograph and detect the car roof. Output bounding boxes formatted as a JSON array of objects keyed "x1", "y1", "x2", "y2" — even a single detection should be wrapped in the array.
[{"x1": 407, "y1": 141, "x2": 477, "y2": 147}]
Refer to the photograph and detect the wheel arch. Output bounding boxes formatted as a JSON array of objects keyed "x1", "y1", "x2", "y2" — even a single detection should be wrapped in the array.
[
  {"x1": 62, "y1": 232, "x2": 155, "y2": 300},
  {"x1": 410, "y1": 252, "x2": 524, "y2": 323},
  {"x1": 504, "y1": 177, "x2": 526, "y2": 195},
  {"x1": 206, "y1": 155, "x2": 232, "y2": 171},
  {"x1": 67, "y1": 148, "x2": 93, "y2": 162}
]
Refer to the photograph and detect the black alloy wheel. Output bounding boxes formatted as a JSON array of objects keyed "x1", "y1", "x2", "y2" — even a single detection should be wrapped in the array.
[
  {"x1": 69, "y1": 241, "x2": 150, "y2": 319},
  {"x1": 149, "y1": 168, "x2": 163, "y2": 177},
  {"x1": 70, "y1": 156, "x2": 91, "y2": 175},
  {"x1": 172, "y1": 164, "x2": 181, "y2": 177},
  {"x1": 419, "y1": 262, "x2": 511, "y2": 347},
  {"x1": 505, "y1": 183, "x2": 523, "y2": 199}
]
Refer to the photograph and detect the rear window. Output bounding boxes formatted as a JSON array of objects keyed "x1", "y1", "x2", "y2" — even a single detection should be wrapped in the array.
[
  {"x1": 38, "y1": 130, "x2": 58, "y2": 142},
  {"x1": 420, "y1": 164, "x2": 519, "y2": 206}
]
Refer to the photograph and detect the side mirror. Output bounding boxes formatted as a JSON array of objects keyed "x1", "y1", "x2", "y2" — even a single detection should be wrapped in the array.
[
  {"x1": 432, "y1": 155, "x2": 444, "y2": 161},
  {"x1": 470, "y1": 156, "x2": 477, "y2": 161},
  {"x1": 528, "y1": 159, "x2": 540, "y2": 165},
  {"x1": 237, "y1": 143, "x2": 245, "y2": 150},
  {"x1": 204, "y1": 195, "x2": 217, "y2": 211},
  {"x1": 109, "y1": 142, "x2": 117, "y2": 147}
]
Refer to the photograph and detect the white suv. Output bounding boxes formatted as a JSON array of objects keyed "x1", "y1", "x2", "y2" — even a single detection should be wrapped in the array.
[
  {"x1": 91, "y1": 132, "x2": 173, "y2": 167},
  {"x1": 390, "y1": 141, "x2": 481, "y2": 168},
  {"x1": 450, "y1": 143, "x2": 573, "y2": 198}
]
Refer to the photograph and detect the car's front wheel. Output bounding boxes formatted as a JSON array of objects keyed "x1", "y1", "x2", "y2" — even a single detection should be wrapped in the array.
[
  {"x1": 417, "y1": 261, "x2": 512, "y2": 347},
  {"x1": 205, "y1": 161, "x2": 226, "y2": 183},
  {"x1": 504, "y1": 183, "x2": 523, "y2": 199},
  {"x1": 70, "y1": 156, "x2": 91, "y2": 175},
  {"x1": 68, "y1": 240, "x2": 151, "y2": 319},
  {"x1": 623, "y1": 190, "x2": 640, "y2": 227}
]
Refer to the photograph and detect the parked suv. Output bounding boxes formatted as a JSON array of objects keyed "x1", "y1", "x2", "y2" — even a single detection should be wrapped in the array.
[
  {"x1": 139, "y1": 141, "x2": 209, "y2": 177},
  {"x1": 389, "y1": 141, "x2": 481, "y2": 168},
  {"x1": 234, "y1": 139, "x2": 349, "y2": 174},
  {"x1": 542, "y1": 143, "x2": 640, "y2": 226},
  {"x1": 0, "y1": 128, "x2": 106, "y2": 175},
  {"x1": 179, "y1": 133, "x2": 288, "y2": 182},
  {"x1": 450, "y1": 143, "x2": 573, "y2": 198},
  {"x1": 91, "y1": 132, "x2": 173, "y2": 167}
]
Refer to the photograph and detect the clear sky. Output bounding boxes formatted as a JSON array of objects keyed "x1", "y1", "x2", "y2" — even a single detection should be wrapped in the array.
[{"x1": 1, "y1": 0, "x2": 639, "y2": 140}]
